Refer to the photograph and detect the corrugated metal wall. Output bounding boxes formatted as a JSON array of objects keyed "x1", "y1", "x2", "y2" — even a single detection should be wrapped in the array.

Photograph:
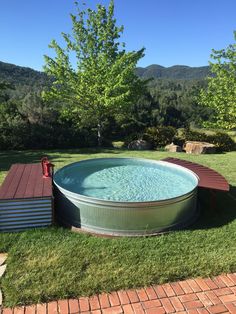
[{"x1": 0, "y1": 197, "x2": 53, "y2": 232}]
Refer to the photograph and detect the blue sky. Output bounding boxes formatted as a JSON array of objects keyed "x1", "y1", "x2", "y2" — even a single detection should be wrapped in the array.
[{"x1": 0, "y1": 0, "x2": 235, "y2": 71}]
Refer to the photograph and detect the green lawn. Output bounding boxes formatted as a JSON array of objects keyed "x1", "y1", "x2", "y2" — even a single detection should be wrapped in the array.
[{"x1": 0, "y1": 149, "x2": 236, "y2": 307}]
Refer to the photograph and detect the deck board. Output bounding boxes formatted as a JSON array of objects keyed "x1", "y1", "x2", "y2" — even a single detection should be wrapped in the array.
[
  {"x1": 4, "y1": 164, "x2": 26, "y2": 199},
  {"x1": 163, "y1": 157, "x2": 229, "y2": 192},
  {"x1": 14, "y1": 164, "x2": 32, "y2": 199},
  {"x1": 0, "y1": 164, "x2": 19, "y2": 198}
]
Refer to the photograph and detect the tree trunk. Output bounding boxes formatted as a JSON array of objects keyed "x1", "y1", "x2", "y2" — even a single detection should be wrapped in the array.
[{"x1": 97, "y1": 122, "x2": 102, "y2": 147}]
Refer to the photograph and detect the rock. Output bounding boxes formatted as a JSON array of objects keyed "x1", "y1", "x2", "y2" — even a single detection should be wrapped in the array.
[
  {"x1": 165, "y1": 143, "x2": 182, "y2": 152},
  {"x1": 0, "y1": 253, "x2": 8, "y2": 266},
  {"x1": 0, "y1": 264, "x2": 6, "y2": 278},
  {"x1": 184, "y1": 141, "x2": 216, "y2": 154},
  {"x1": 128, "y1": 139, "x2": 152, "y2": 150}
]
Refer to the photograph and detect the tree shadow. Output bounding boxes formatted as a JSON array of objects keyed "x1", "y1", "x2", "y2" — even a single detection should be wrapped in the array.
[
  {"x1": 0, "y1": 148, "x2": 125, "y2": 172},
  {"x1": 188, "y1": 185, "x2": 236, "y2": 230}
]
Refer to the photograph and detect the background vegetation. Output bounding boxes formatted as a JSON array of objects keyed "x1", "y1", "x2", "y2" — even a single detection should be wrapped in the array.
[{"x1": 0, "y1": 60, "x2": 216, "y2": 150}]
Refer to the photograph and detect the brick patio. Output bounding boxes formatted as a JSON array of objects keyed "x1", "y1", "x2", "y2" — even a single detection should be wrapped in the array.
[{"x1": 2, "y1": 273, "x2": 236, "y2": 314}]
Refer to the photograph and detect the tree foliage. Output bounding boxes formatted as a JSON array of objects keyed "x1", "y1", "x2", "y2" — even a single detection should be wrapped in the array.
[
  {"x1": 199, "y1": 31, "x2": 236, "y2": 130},
  {"x1": 43, "y1": 0, "x2": 145, "y2": 145}
]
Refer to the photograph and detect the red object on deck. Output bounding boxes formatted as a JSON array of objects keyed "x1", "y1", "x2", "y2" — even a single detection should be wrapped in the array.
[
  {"x1": 163, "y1": 157, "x2": 229, "y2": 192},
  {"x1": 41, "y1": 157, "x2": 55, "y2": 178}
]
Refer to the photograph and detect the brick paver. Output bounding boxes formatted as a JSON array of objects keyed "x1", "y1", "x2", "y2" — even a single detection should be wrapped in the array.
[{"x1": 2, "y1": 273, "x2": 236, "y2": 314}]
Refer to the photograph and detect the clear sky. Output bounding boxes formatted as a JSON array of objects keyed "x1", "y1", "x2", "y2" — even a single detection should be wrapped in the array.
[{"x1": 0, "y1": 0, "x2": 235, "y2": 71}]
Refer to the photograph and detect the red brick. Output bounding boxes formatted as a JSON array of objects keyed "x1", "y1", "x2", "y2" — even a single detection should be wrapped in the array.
[
  {"x1": 136, "y1": 288, "x2": 148, "y2": 302},
  {"x1": 58, "y1": 300, "x2": 69, "y2": 314},
  {"x1": 91, "y1": 310, "x2": 102, "y2": 314},
  {"x1": 187, "y1": 310, "x2": 199, "y2": 314},
  {"x1": 214, "y1": 287, "x2": 234, "y2": 297},
  {"x1": 162, "y1": 283, "x2": 176, "y2": 297},
  {"x1": 79, "y1": 297, "x2": 90, "y2": 312},
  {"x1": 208, "y1": 304, "x2": 228, "y2": 314},
  {"x1": 220, "y1": 275, "x2": 235, "y2": 287},
  {"x1": 213, "y1": 277, "x2": 227, "y2": 288},
  {"x1": 179, "y1": 280, "x2": 193, "y2": 294},
  {"x1": 36, "y1": 304, "x2": 47, "y2": 314},
  {"x1": 142, "y1": 299, "x2": 161, "y2": 309},
  {"x1": 3, "y1": 309, "x2": 14, "y2": 314},
  {"x1": 225, "y1": 302, "x2": 236, "y2": 314},
  {"x1": 131, "y1": 302, "x2": 145, "y2": 314},
  {"x1": 127, "y1": 290, "x2": 139, "y2": 303},
  {"x1": 169, "y1": 296, "x2": 185, "y2": 311},
  {"x1": 13, "y1": 308, "x2": 25, "y2": 314},
  {"x1": 204, "y1": 279, "x2": 218, "y2": 290},
  {"x1": 145, "y1": 308, "x2": 165, "y2": 314},
  {"x1": 195, "y1": 278, "x2": 211, "y2": 291},
  {"x1": 219, "y1": 294, "x2": 236, "y2": 303},
  {"x1": 197, "y1": 309, "x2": 209, "y2": 314},
  {"x1": 197, "y1": 292, "x2": 214, "y2": 307},
  {"x1": 102, "y1": 305, "x2": 123, "y2": 314},
  {"x1": 170, "y1": 282, "x2": 185, "y2": 295},
  {"x1": 89, "y1": 295, "x2": 100, "y2": 310},
  {"x1": 153, "y1": 285, "x2": 167, "y2": 298},
  {"x1": 68, "y1": 299, "x2": 79, "y2": 314},
  {"x1": 25, "y1": 305, "x2": 36, "y2": 314},
  {"x1": 227, "y1": 273, "x2": 236, "y2": 285},
  {"x1": 145, "y1": 287, "x2": 157, "y2": 300},
  {"x1": 186, "y1": 279, "x2": 202, "y2": 293},
  {"x1": 206, "y1": 291, "x2": 222, "y2": 305},
  {"x1": 179, "y1": 293, "x2": 199, "y2": 303},
  {"x1": 122, "y1": 304, "x2": 133, "y2": 314},
  {"x1": 184, "y1": 300, "x2": 204, "y2": 310},
  {"x1": 99, "y1": 293, "x2": 110, "y2": 309},
  {"x1": 176, "y1": 312, "x2": 188, "y2": 314},
  {"x1": 48, "y1": 301, "x2": 58, "y2": 314},
  {"x1": 161, "y1": 297, "x2": 175, "y2": 313},
  {"x1": 117, "y1": 290, "x2": 129, "y2": 305},
  {"x1": 108, "y1": 292, "x2": 120, "y2": 307}
]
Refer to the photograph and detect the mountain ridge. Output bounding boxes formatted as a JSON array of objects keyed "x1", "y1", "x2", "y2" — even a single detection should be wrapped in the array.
[
  {"x1": 0, "y1": 60, "x2": 210, "y2": 86},
  {"x1": 136, "y1": 64, "x2": 210, "y2": 80}
]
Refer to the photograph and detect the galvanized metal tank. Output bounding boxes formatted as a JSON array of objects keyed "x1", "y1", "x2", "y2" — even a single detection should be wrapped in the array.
[{"x1": 54, "y1": 158, "x2": 199, "y2": 236}]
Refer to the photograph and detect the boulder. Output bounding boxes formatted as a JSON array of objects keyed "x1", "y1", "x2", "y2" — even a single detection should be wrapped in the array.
[
  {"x1": 165, "y1": 143, "x2": 182, "y2": 152},
  {"x1": 184, "y1": 141, "x2": 216, "y2": 154},
  {"x1": 128, "y1": 139, "x2": 152, "y2": 150}
]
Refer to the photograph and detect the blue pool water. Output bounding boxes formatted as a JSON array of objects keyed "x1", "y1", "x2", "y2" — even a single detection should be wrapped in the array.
[{"x1": 55, "y1": 158, "x2": 198, "y2": 202}]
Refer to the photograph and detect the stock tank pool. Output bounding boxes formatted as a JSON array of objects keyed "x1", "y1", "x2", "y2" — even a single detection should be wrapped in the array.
[{"x1": 53, "y1": 158, "x2": 199, "y2": 236}]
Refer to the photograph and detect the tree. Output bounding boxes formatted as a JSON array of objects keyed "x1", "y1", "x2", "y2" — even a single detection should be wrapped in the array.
[
  {"x1": 199, "y1": 31, "x2": 236, "y2": 129},
  {"x1": 44, "y1": 0, "x2": 146, "y2": 145}
]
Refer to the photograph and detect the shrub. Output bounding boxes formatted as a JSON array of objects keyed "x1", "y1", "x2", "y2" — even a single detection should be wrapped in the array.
[
  {"x1": 182, "y1": 129, "x2": 208, "y2": 142},
  {"x1": 207, "y1": 132, "x2": 235, "y2": 152},
  {"x1": 143, "y1": 126, "x2": 177, "y2": 148}
]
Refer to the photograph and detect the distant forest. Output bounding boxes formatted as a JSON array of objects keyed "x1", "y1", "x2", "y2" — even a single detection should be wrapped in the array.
[{"x1": 0, "y1": 61, "x2": 213, "y2": 149}]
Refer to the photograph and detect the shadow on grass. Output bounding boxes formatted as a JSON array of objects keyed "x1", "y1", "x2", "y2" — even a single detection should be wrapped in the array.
[
  {"x1": 189, "y1": 185, "x2": 236, "y2": 230},
  {"x1": 0, "y1": 147, "x2": 125, "y2": 172}
]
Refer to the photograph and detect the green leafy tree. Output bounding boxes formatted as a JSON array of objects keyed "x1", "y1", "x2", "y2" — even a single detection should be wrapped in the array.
[
  {"x1": 44, "y1": 0, "x2": 145, "y2": 145},
  {"x1": 199, "y1": 31, "x2": 236, "y2": 129}
]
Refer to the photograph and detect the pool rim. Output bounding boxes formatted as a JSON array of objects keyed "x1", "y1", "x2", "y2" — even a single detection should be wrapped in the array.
[{"x1": 53, "y1": 157, "x2": 199, "y2": 206}]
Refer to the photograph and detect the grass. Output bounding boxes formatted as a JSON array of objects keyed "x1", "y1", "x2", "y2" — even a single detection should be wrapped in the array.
[{"x1": 0, "y1": 148, "x2": 236, "y2": 307}]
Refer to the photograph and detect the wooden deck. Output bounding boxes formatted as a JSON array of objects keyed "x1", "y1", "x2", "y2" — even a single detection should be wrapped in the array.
[
  {"x1": 0, "y1": 163, "x2": 52, "y2": 200},
  {"x1": 163, "y1": 157, "x2": 229, "y2": 192},
  {"x1": 0, "y1": 163, "x2": 53, "y2": 232}
]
